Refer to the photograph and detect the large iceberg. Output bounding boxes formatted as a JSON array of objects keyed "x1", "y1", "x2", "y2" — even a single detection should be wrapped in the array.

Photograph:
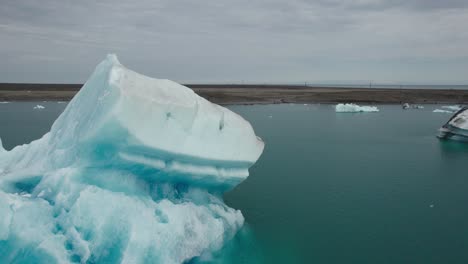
[
  {"x1": 437, "y1": 107, "x2": 468, "y2": 142},
  {"x1": 0, "y1": 55, "x2": 264, "y2": 263},
  {"x1": 335, "y1": 103, "x2": 379, "y2": 113}
]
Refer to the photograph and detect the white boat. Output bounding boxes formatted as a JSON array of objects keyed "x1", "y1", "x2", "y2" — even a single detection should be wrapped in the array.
[{"x1": 437, "y1": 107, "x2": 468, "y2": 142}]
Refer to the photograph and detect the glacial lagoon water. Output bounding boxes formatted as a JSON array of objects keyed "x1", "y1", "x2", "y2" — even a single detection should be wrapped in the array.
[{"x1": 1, "y1": 102, "x2": 468, "y2": 263}]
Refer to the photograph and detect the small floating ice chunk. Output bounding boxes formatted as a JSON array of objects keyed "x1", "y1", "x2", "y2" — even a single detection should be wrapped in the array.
[
  {"x1": 433, "y1": 109, "x2": 454, "y2": 113},
  {"x1": 33, "y1": 105, "x2": 45, "y2": 110},
  {"x1": 335, "y1": 103, "x2": 379, "y2": 113},
  {"x1": 442, "y1": 105, "x2": 462, "y2": 111},
  {"x1": 0, "y1": 101, "x2": 9, "y2": 104},
  {"x1": 403, "y1": 103, "x2": 424, "y2": 110}
]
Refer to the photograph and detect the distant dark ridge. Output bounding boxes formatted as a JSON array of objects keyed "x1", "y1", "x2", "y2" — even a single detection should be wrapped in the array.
[
  {"x1": 186, "y1": 84, "x2": 313, "y2": 89},
  {"x1": 1, "y1": 83, "x2": 468, "y2": 104},
  {"x1": 0, "y1": 83, "x2": 310, "y2": 91},
  {"x1": 0, "y1": 83, "x2": 83, "y2": 91},
  {"x1": 1, "y1": 83, "x2": 467, "y2": 91}
]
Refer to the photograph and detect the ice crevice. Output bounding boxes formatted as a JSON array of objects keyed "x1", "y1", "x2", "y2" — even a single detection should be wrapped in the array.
[{"x1": 0, "y1": 54, "x2": 264, "y2": 263}]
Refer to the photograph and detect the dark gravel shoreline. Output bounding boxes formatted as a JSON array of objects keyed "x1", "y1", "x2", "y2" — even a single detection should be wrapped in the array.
[{"x1": 1, "y1": 83, "x2": 467, "y2": 105}]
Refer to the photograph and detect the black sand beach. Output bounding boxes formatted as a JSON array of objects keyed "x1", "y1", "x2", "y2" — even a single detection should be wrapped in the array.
[{"x1": 0, "y1": 83, "x2": 467, "y2": 104}]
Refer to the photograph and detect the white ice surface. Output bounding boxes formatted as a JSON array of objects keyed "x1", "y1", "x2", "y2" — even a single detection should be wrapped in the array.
[
  {"x1": 0, "y1": 54, "x2": 264, "y2": 263},
  {"x1": 335, "y1": 103, "x2": 379, "y2": 113},
  {"x1": 434, "y1": 109, "x2": 454, "y2": 113},
  {"x1": 448, "y1": 108, "x2": 468, "y2": 130},
  {"x1": 442, "y1": 105, "x2": 462, "y2": 111}
]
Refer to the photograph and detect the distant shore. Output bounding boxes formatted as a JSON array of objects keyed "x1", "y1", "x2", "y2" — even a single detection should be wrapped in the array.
[{"x1": 0, "y1": 83, "x2": 467, "y2": 105}]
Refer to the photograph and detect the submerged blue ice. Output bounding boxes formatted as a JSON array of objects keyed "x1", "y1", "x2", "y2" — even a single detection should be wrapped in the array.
[{"x1": 0, "y1": 55, "x2": 264, "y2": 263}]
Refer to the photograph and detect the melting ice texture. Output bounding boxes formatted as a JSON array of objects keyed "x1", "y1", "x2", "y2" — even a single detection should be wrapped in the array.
[
  {"x1": 0, "y1": 55, "x2": 264, "y2": 263},
  {"x1": 335, "y1": 103, "x2": 379, "y2": 113}
]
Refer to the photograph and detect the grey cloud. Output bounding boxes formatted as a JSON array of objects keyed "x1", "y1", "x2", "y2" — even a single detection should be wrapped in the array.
[
  {"x1": 316, "y1": 0, "x2": 468, "y2": 11},
  {"x1": 0, "y1": 0, "x2": 468, "y2": 83}
]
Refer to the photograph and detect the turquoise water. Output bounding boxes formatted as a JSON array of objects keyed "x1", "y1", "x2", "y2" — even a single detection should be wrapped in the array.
[{"x1": 1, "y1": 102, "x2": 468, "y2": 263}]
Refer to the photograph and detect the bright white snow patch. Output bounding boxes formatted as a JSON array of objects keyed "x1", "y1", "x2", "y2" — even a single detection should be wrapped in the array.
[
  {"x1": 335, "y1": 103, "x2": 379, "y2": 113},
  {"x1": 33, "y1": 105, "x2": 45, "y2": 109}
]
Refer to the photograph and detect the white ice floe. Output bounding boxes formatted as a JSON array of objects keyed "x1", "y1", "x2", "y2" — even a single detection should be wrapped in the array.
[
  {"x1": 434, "y1": 105, "x2": 463, "y2": 114},
  {"x1": 442, "y1": 105, "x2": 462, "y2": 112},
  {"x1": 335, "y1": 103, "x2": 379, "y2": 113},
  {"x1": 433, "y1": 109, "x2": 454, "y2": 113},
  {"x1": 403, "y1": 103, "x2": 424, "y2": 109},
  {"x1": 33, "y1": 105, "x2": 45, "y2": 109},
  {"x1": 0, "y1": 54, "x2": 264, "y2": 263},
  {"x1": 0, "y1": 102, "x2": 9, "y2": 104}
]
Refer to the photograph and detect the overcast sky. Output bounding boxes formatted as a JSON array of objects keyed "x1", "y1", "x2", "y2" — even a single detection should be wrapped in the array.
[{"x1": 1, "y1": 0, "x2": 468, "y2": 84}]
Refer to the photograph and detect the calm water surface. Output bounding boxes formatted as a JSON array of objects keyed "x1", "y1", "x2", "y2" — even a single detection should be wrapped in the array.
[{"x1": 1, "y1": 102, "x2": 467, "y2": 264}]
